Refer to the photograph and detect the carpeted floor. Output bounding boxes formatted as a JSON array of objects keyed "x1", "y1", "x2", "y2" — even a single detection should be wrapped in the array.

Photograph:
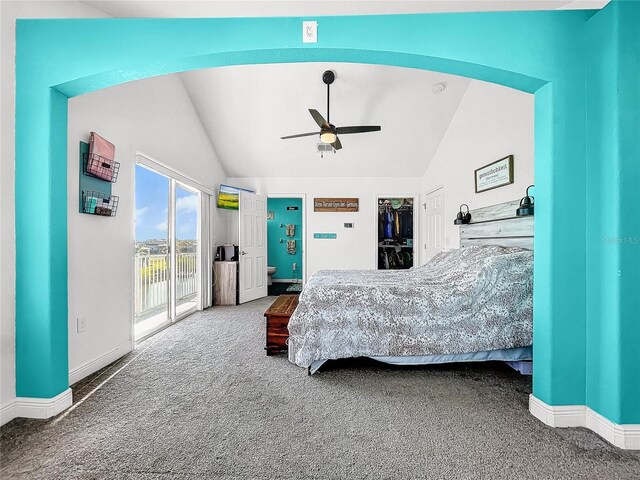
[{"x1": 1, "y1": 297, "x2": 639, "y2": 479}]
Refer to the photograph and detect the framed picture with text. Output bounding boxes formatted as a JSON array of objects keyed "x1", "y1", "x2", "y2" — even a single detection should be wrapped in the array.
[{"x1": 474, "y1": 155, "x2": 514, "y2": 193}]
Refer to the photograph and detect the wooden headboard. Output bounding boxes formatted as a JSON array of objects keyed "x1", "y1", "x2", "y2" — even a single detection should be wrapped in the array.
[{"x1": 459, "y1": 199, "x2": 534, "y2": 250}]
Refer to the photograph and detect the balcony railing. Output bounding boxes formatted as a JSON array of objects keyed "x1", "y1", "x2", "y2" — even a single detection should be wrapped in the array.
[{"x1": 134, "y1": 253, "x2": 197, "y2": 319}]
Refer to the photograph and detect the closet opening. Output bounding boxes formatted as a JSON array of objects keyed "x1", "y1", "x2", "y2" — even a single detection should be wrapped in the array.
[{"x1": 377, "y1": 197, "x2": 415, "y2": 270}]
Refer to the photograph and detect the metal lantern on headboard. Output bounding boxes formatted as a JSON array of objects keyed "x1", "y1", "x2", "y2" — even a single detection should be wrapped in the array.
[
  {"x1": 516, "y1": 185, "x2": 535, "y2": 216},
  {"x1": 454, "y1": 204, "x2": 471, "y2": 225}
]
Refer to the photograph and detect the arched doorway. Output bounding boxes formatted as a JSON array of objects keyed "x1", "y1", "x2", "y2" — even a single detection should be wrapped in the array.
[{"x1": 14, "y1": 13, "x2": 588, "y2": 420}]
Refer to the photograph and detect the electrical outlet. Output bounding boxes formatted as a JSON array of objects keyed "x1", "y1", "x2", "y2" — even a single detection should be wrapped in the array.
[{"x1": 77, "y1": 317, "x2": 87, "y2": 334}]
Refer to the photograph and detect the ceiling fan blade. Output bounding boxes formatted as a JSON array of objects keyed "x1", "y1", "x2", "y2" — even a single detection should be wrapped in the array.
[
  {"x1": 332, "y1": 136, "x2": 343, "y2": 150},
  {"x1": 309, "y1": 109, "x2": 330, "y2": 129},
  {"x1": 335, "y1": 125, "x2": 381, "y2": 135},
  {"x1": 281, "y1": 131, "x2": 320, "y2": 140}
]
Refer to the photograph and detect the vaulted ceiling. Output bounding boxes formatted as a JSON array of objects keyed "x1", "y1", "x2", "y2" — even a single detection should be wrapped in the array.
[
  {"x1": 180, "y1": 63, "x2": 470, "y2": 178},
  {"x1": 82, "y1": 0, "x2": 608, "y2": 178}
]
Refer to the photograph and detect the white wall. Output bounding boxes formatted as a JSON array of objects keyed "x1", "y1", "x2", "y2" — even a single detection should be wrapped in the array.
[
  {"x1": 226, "y1": 177, "x2": 422, "y2": 278},
  {"x1": 421, "y1": 81, "x2": 534, "y2": 250},
  {"x1": 227, "y1": 81, "x2": 533, "y2": 277},
  {"x1": 67, "y1": 75, "x2": 227, "y2": 383},
  {"x1": 0, "y1": 0, "x2": 109, "y2": 421}
]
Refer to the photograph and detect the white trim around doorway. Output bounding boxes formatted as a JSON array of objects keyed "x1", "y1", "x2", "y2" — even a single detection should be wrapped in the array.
[
  {"x1": 136, "y1": 152, "x2": 214, "y2": 196},
  {"x1": 266, "y1": 193, "x2": 307, "y2": 285},
  {"x1": 422, "y1": 185, "x2": 445, "y2": 266},
  {"x1": 133, "y1": 154, "x2": 207, "y2": 343}
]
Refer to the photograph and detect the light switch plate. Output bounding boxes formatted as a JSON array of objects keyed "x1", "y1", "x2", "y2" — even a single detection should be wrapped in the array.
[
  {"x1": 77, "y1": 317, "x2": 87, "y2": 333},
  {"x1": 303, "y1": 21, "x2": 317, "y2": 43}
]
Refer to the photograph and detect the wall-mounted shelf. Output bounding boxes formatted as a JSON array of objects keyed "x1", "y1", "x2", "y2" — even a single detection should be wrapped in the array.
[
  {"x1": 82, "y1": 190, "x2": 119, "y2": 217},
  {"x1": 79, "y1": 141, "x2": 119, "y2": 217}
]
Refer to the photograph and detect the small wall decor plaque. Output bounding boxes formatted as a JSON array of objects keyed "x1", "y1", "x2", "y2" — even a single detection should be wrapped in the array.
[
  {"x1": 474, "y1": 155, "x2": 514, "y2": 193},
  {"x1": 314, "y1": 198, "x2": 359, "y2": 212},
  {"x1": 314, "y1": 233, "x2": 337, "y2": 239}
]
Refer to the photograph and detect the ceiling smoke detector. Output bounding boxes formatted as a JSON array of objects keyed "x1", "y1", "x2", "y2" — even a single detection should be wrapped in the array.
[{"x1": 432, "y1": 82, "x2": 447, "y2": 94}]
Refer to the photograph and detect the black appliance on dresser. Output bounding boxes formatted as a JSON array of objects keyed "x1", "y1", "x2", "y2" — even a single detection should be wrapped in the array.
[{"x1": 215, "y1": 244, "x2": 239, "y2": 261}]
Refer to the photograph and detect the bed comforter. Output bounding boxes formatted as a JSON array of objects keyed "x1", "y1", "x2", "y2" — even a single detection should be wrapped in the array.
[{"x1": 288, "y1": 245, "x2": 533, "y2": 368}]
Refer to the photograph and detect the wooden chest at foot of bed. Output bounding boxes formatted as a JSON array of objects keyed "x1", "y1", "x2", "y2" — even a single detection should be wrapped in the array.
[{"x1": 264, "y1": 294, "x2": 298, "y2": 356}]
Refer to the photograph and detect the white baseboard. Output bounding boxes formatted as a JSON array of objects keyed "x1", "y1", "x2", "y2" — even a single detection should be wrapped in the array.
[
  {"x1": 1, "y1": 388, "x2": 73, "y2": 426},
  {"x1": 528, "y1": 394, "x2": 585, "y2": 427},
  {"x1": 586, "y1": 407, "x2": 640, "y2": 450},
  {"x1": 69, "y1": 340, "x2": 132, "y2": 385},
  {"x1": 0, "y1": 398, "x2": 18, "y2": 426},
  {"x1": 0, "y1": 341, "x2": 131, "y2": 426},
  {"x1": 529, "y1": 394, "x2": 640, "y2": 450}
]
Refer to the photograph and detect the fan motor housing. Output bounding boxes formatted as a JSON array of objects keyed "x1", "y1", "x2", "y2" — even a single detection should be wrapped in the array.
[{"x1": 322, "y1": 70, "x2": 336, "y2": 85}]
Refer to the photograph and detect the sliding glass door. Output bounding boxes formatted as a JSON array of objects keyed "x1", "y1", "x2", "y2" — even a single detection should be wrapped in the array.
[
  {"x1": 174, "y1": 185, "x2": 199, "y2": 317},
  {"x1": 135, "y1": 165, "x2": 171, "y2": 339},
  {"x1": 134, "y1": 164, "x2": 201, "y2": 341}
]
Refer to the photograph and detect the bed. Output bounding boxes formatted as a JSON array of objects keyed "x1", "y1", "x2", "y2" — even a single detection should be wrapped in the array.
[{"x1": 287, "y1": 199, "x2": 534, "y2": 374}]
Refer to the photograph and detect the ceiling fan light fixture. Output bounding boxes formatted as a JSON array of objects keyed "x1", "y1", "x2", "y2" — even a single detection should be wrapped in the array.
[
  {"x1": 280, "y1": 70, "x2": 381, "y2": 151},
  {"x1": 320, "y1": 131, "x2": 337, "y2": 144}
]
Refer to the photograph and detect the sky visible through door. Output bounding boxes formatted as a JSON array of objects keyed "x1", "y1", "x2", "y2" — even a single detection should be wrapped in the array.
[{"x1": 135, "y1": 165, "x2": 197, "y2": 243}]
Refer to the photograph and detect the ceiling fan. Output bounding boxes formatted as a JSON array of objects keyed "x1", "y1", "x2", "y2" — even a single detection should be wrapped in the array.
[{"x1": 280, "y1": 70, "x2": 381, "y2": 150}]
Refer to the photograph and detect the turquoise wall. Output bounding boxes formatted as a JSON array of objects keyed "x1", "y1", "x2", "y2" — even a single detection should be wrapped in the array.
[
  {"x1": 267, "y1": 198, "x2": 303, "y2": 281},
  {"x1": 615, "y1": 3, "x2": 640, "y2": 425},
  {"x1": 586, "y1": 2, "x2": 640, "y2": 424},
  {"x1": 12, "y1": 1, "x2": 639, "y2": 425}
]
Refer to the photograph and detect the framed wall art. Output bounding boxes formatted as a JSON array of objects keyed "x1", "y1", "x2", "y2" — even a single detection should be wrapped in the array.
[{"x1": 474, "y1": 155, "x2": 514, "y2": 193}]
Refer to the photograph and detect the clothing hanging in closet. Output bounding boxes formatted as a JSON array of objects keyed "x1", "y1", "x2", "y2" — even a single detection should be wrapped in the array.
[
  {"x1": 384, "y1": 210, "x2": 394, "y2": 239},
  {"x1": 377, "y1": 198, "x2": 414, "y2": 270}
]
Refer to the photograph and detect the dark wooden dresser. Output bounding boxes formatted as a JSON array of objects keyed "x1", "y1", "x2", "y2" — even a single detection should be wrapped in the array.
[{"x1": 264, "y1": 295, "x2": 299, "y2": 355}]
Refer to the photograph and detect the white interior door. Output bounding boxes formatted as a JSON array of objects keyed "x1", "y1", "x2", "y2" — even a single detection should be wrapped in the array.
[
  {"x1": 424, "y1": 188, "x2": 445, "y2": 261},
  {"x1": 239, "y1": 190, "x2": 267, "y2": 303}
]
